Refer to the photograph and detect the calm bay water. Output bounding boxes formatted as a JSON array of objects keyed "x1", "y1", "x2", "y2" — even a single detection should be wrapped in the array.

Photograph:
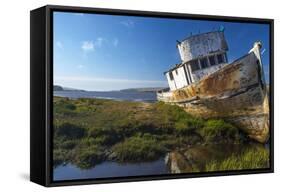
[
  {"x1": 54, "y1": 90, "x2": 157, "y2": 102},
  {"x1": 53, "y1": 158, "x2": 168, "y2": 181}
]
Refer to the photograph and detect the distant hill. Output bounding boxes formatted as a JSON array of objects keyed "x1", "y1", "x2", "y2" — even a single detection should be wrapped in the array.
[
  {"x1": 53, "y1": 85, "x2": 85, "y2": 92},
  {"x1": 120, "y1": 87, "x2": 167, "y2": 93},
  {"x1": 54, "y1": 85, "x2": 64, "y2": 91}
]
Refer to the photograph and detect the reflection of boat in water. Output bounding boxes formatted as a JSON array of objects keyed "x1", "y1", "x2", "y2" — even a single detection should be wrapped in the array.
[{"x1": 157, "y1": 30, "x2": 269, "y2": 143}]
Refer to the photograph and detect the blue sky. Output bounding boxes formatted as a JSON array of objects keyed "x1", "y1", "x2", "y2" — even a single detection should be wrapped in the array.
[{"x1": 53, "y1": 11, "x2": 270, "y2": 91}]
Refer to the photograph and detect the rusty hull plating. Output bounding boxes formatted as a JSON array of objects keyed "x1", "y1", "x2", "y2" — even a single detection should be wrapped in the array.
[{"x1": 157, "y1": 43, "x2": 269, "y2": 143}]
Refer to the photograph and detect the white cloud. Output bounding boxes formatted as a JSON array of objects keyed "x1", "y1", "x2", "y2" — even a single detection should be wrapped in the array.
[
  {"x1": 113, "y1": 38, "x2": 119, "y2": 47},
  {"x1": 56, "y1": 41, "x2": 63, "y2": 49},
  {"x1": 81, "y1": 41, "x2": 94, "y2": 52},
  {"x1": 120, "y1": 20, "x2": 135, "y2": 28},
  {"x1": 81, "y1": 38, "x2": 106, "y2": 53}
]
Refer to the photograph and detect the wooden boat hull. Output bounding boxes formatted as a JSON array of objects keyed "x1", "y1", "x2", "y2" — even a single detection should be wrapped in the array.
[{"x1": 157, "y1": 45, "x2": 269, "y2": 143}]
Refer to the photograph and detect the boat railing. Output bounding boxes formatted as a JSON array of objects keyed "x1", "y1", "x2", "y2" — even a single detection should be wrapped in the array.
[
  {"x1": 157, "y1": 88, "x2": 173, "y2": 102},
  {"x1": 157, "y1": 87, "x2": 170, "y2": 93}
]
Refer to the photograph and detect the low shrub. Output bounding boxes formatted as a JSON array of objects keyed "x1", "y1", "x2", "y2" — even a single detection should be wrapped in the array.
[
  {"x1": 55, "y1": 122, "x2": 85, "y2": 139},
  {"x1": 200, "y1": 120, "x2": 239, "y2": 142},
  {"x1": 53, "y1": 99, "x2": 77, "y2": 116},
  {"x1": 112, "y1": 135, "x2": 166, "y2": 162},
  {"x1": 175, "y1": 118, "x2": 204, "y2": 135},
  {"x1": 72, "y1": 145, "x2": 104, "y2": 169},
  {"x1": 60, "y1": 140, "x2": 78, "y2": 150},
  {"x1": 88, "y1": 127, "x2": 120, "y2": 145}
]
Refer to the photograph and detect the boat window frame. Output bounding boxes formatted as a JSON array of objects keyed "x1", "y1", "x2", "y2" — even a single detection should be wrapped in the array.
[
  {"x1": 209, "y1": 55, "x2": 216, "y2": 66},
  {"x1": 200, "y1": 57, "x2": 209, "y2": 69},
  {"x1": 189, "y1": 59, "x2": 200, "y2": 72},
  {"x1": 217, "y1": 53, "x2": 225, "y2": 64}
]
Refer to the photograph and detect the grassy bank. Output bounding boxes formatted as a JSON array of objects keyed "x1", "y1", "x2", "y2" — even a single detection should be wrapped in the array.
[
  {"x1": 53, "y1": 97, "x2": 243, "y2": 168},
  {"x1": 206, "y1": 146, "x2": 269, "y2": 171}
]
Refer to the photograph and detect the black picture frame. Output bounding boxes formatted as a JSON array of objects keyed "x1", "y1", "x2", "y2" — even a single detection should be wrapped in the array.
[{"x1": 30, "y1": 4, "x2": 274, "y2": 187}]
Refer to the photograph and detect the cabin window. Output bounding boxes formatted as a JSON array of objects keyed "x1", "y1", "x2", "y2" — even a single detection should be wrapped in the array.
[
  {"x1": 190, "y1": 60, "x2": 200, "y2": 72},
  {"x1": 217, "y1": 54, "x2": 225, "y2": 64},
  {"x1": 169, "y1": 72, "x2": 174, "y2": 81},
  {"x1": 200, "y1": 57, "x2": 208, "y2": 69},
  {"x1": 209, "y1": 55, "x2": 216, "y2": 66}
]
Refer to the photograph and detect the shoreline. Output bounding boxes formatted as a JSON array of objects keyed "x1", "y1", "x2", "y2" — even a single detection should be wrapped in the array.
[{"x1": 53, "y1": 90, "x2": 158, "y2": 103}]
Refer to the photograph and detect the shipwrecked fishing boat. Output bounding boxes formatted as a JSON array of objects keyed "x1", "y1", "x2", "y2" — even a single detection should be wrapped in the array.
[{"x1": 157, "y1": 30, "x2": 269, "y2": 143}]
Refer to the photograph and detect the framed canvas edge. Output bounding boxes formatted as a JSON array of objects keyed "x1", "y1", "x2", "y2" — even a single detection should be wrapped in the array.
[{"x1": 38, "y1": 4, "x2": 274, "y2": 187}]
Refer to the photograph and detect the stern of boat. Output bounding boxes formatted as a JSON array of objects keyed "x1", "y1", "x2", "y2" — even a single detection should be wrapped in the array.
[{"x1": 157, "y1": 88, "x2": 173, "y2": 102}]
